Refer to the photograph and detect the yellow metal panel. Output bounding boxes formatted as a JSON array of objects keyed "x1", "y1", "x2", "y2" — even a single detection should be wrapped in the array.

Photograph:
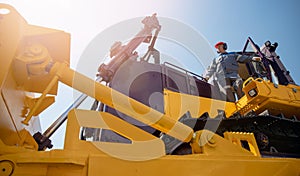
[
  {"x1": 0, "y1": 4, "x2": 26, "y2": 89},
  {"x1": 0, "y1": 98, "x2": 20, "y2": 145},
  {"x1": 163, "y1": 89, "x2": 237, "y2": 120},
  {"x1": 24, "y1": 95, "x2": 55, "y2": 117},
  {"x1": 238, "y1": 78, "x2": 300, "y2": 117},
  {"x1": 1, "y1": 150, "x2": 88, "y2": 176},
  {"x1": 65, "y1": 109, "x2": 165, "y2": 161},
  {"x1": 1, "y1": 149, "x2": 299, "y2": 176},
  {"x1": 190, "y1": 130, "x2": 255, "y2": 156},
  {"x1": 88, "y1": 154, "x2": 300, "y2": 176},
  {"x1": 224, "y1": 131, "x2": 260, "y2": 157},
  {"x1": 1, "y1": 137, "x2": 300, "y2": 176},
  {"x1": 0, "y1": 68, "x2": 41, "y2": 146}
]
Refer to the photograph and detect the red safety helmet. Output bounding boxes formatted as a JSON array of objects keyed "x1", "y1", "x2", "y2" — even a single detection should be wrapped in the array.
[
  {"x1": 215, "y1": 41, "x2": 225, "y2": 48},
  {"x1": 214, "y1": 41, "x2": 227, "y2": 50}
]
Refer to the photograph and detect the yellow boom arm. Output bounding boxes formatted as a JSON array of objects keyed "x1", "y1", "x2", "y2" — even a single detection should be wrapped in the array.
[{"x1": 59, "y1": 62, "x2": 193, "y2": 142}]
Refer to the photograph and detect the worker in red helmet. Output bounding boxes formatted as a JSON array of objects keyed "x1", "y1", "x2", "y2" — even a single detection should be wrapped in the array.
[{"x1": 203, "y1": 41, "x2": 254, "y2": 102}]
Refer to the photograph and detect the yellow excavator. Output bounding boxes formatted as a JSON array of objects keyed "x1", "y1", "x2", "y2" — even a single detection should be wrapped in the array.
[{"x1": 0, "y1": 3, "x2": 299, "y2": 176}]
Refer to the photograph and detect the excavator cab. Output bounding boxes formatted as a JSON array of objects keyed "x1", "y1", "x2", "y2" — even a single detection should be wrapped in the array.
[
  {"x1": 238, "y1": 39, "x2": 268, "y2": 82},
  {"x1": 238, "y1": 37, "x2": 295, "y2": 86}
]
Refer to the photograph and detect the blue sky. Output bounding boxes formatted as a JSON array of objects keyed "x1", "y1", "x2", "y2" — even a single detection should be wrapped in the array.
[
  {"x1": 179, "y1": 0, "x2": 300, "y2": 83},
  {"x1": 2, "y1": 0, "x2": 299, "y2": 148}
]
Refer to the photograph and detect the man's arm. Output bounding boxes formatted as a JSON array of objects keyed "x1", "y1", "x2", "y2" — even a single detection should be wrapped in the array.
[{"x1": 203, "y1": 58, "x2": 217, "y2": 81}]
